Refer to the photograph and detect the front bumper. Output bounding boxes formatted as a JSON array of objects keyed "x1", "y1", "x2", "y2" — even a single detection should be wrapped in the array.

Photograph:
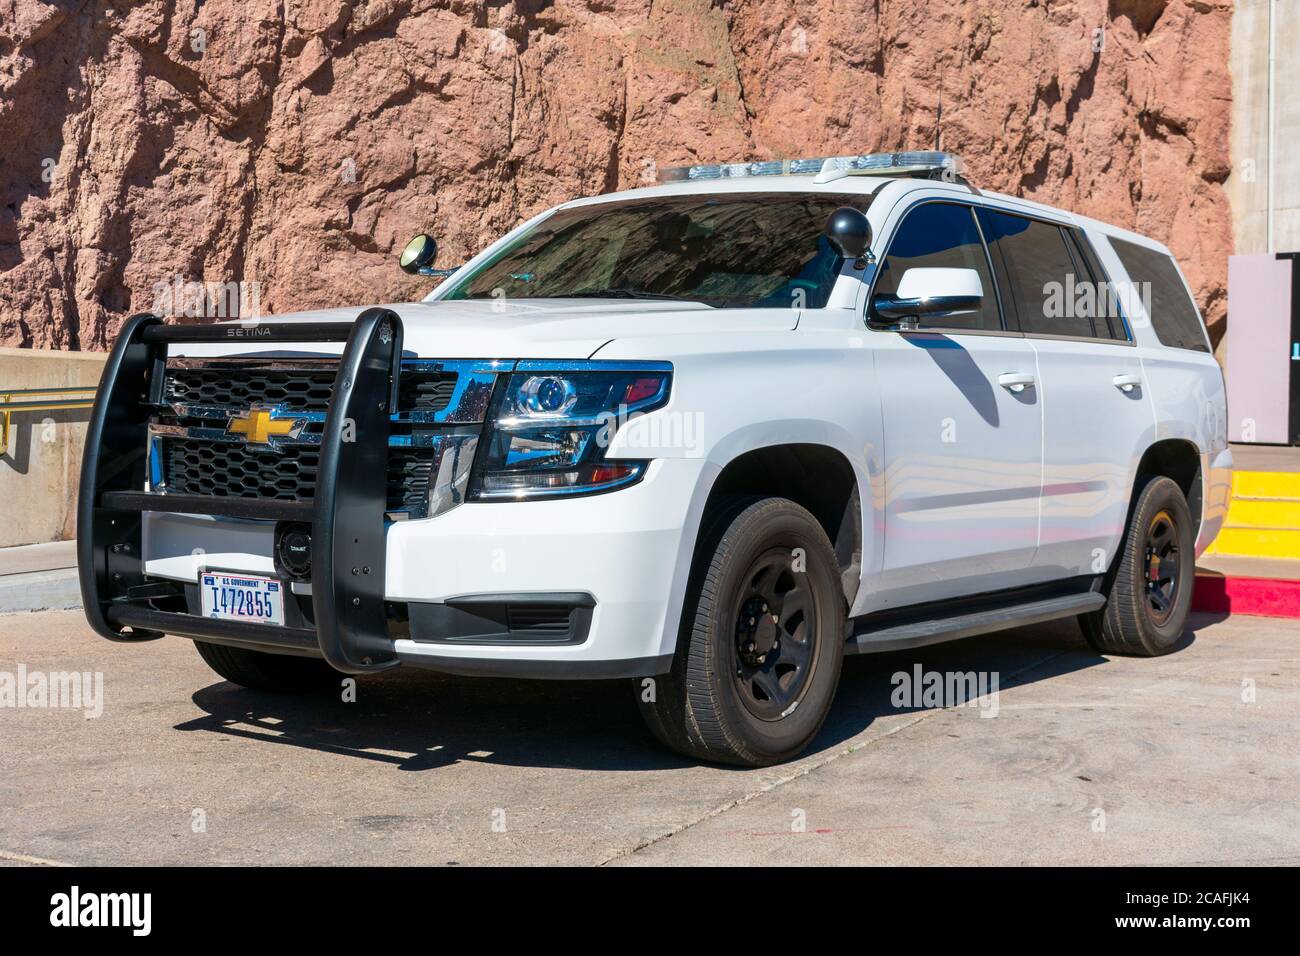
[
  {"x1": 78, "y1": 310, "x2": 406, "y2": 673},
  {"x1": 139, "y1": 456, "x2": 706, "y2": 677},
  {"x1": 78, "y1": 311, "x2": 703, "y2": 679}
]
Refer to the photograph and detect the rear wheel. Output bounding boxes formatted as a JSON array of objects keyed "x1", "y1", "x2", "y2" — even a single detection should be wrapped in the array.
[
  {"x1": 1079, "y1": 475, "x2": 1194, "y2": 657},
  {"x1": 637, "y1": 496, "x2": 845, "y2": 766},
  {"x1": 194, "y1": 641, "x2": 341, "y2": 692}
]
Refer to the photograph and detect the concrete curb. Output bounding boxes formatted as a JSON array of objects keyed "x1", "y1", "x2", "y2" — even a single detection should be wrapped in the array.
[
  {"x1": 1194, "y1": 572, "x2": 1300, "y2": 618},
  {"x1": 0, "y1": 568, "x2": 81, "y2": 614}
]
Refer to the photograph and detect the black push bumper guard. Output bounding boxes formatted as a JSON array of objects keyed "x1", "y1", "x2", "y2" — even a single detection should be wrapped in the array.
[{"x1": 77, "y1": 309, "x2": 405, "y2": 674}]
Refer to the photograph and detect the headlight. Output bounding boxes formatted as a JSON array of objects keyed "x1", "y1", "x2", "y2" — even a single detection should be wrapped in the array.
[{"x1": 470, "y1": 363, "x2": 672, "y2": 500}]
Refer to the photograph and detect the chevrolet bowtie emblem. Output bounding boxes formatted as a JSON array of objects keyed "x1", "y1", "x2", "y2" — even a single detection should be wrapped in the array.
[{"x1": 227, "y1": 408, "x2": 301, "y2": 444}]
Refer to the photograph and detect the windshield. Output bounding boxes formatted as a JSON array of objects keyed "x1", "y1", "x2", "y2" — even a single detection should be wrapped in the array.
[{"x1": 440, "y1": 192, "x2": 873, "y2": 309}]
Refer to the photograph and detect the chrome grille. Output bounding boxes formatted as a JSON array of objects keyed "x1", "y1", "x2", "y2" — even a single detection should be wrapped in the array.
[
  {"x1": 151, "y1": 358, "x2": 465, "y2": 516},
  {"x1": 163, "y1": 362, "x2": 458, "y2": 415},
  {"x1": 398, "y1": 374, "x2": 458, "y2": 414},
  {"x1": 163, "y1": 436, "x2": 435, "y2": 509},
  {"x1": 165, "y1": 366, "x2": 336, "y2": 413}
]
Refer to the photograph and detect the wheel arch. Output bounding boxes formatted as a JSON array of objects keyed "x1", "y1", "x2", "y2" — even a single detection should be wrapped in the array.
[
  {"x1": 698, "y1": 443, "x2": 863, "y2": 609},
  {"x1": 1131, "y1": 438, "x2": 1204, "y2": 540}
]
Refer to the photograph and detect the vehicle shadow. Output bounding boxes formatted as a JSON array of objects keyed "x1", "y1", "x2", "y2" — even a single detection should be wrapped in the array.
[
  {"x1": 174, "y1": 616, "x2": 1201, "y2": 773},
  {"x1": 904, "y1": 333, "x2": 1004, "y2": 425}
]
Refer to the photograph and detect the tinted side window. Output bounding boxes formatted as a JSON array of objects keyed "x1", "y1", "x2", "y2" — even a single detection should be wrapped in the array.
[
  {"x1": 872, "y1": 203, "x2": 1001, "y2": 332},
  {"x1": 980, "y1": 210, "x2": 1091, "y2": 338},
  {"x1": 1064, "y1": 228, "x2": 1130, "y2": 341},
  {"x1": 1109, "y1": 237, "x2": 1210, "y2": 352}
]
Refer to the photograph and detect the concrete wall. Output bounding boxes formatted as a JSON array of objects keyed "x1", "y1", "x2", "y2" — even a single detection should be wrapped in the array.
[
  {"x1": 0, "y1": 348, "x2": 106, "y2": 548},
  {"x1": 1229, "y1": 0, "x2": 1300, "y2": 255}
]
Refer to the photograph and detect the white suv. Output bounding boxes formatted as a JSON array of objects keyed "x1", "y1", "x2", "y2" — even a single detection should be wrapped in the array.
[{"x1": 77, "y1": 151, "x2": 1231, "y2": 766}]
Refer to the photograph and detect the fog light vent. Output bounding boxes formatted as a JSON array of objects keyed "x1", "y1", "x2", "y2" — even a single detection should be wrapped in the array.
[{"x1": 506, "y1": 604, "x2": 572, "y2": 633}]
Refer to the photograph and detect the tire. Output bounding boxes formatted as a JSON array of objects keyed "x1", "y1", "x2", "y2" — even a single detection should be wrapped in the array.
[
  {"x1": 1079, "y1": 475, "x2": 1194, "y2": 657},
  {"x1": 637, "y1": 496, "x2": 846, "y2": 766},
  {"x1": 193, "y1": 641, "x2": 341, "y2": 692}
]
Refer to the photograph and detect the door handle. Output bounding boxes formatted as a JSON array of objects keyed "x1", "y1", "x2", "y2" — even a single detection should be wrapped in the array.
[
  {"x1": 1112, "y1": 373, "x2": 1142, "y2": 392},
  {"x1": 998, "y1": 372, "x2": 1035, "y2": 393}
]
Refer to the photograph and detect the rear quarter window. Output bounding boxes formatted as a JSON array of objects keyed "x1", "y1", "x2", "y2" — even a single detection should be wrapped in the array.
[{"x1": 1108, "y1": 238, "x2": 1210, "y2": 352}]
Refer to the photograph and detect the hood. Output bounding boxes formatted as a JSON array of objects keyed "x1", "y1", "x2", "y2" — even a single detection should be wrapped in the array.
[{"x1": 170, "y1": 298, "x2": 799, "y2": 360}]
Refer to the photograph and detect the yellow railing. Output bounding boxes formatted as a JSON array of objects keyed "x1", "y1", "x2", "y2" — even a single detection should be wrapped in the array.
[{"x1": 0, "y1": 386, "x2": 97, "y2": 455}]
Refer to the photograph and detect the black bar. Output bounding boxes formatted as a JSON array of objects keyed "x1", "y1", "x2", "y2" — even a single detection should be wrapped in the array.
[
  {"x1": 1, "y1": 866, "x2": 1283, "y2": 938},
  {"x1": 82, "y1": 309, "x2": 404, "y2": 673},
  {"x1": 312, "y1": 307, "x2": 403, "y2": 674},
  {"x1": 77, "y1": 313, "x2": 167, "y2": 643},
  {"x1": 101, "y1": 490, "x2": 313, "y2": 521},
  {"x1": 1279, "y1": 252, "x2": 1300, "y2": 444},
  {"x1": 140, "y1": 321, "x2": 356, "y2": 344},
  {"x1": 106, "y1": 605, "x2": 319, "y2": 652}
]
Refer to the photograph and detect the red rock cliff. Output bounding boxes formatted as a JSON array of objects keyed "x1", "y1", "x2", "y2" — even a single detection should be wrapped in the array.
[{"x1": 0, "y1": 0, "x2": 1232, "y2": 349}]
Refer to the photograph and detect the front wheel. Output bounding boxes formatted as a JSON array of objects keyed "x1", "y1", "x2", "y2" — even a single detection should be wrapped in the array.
[
  {"x1": 1079, "y1": 475, "x2": 1194, "y2": 657},
  {"x1": 637, "y1": 496, "x2": 846, "y2": 766}
]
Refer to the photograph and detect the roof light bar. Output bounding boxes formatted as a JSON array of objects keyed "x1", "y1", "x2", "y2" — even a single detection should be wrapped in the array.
[{"x1": 656, "y1": 151, "x2": 965, "y2": 185}]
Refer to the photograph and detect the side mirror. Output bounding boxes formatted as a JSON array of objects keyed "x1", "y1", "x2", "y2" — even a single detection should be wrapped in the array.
[
  {"x1": 872, "y1": 267, "x2": 984, "y2": 328},
  {"x1": 823, "y1": 207, "x2": 872, "y2": 263},
  {"x1": 399, "y1": 233, "x2": 438, "y2": 275}
]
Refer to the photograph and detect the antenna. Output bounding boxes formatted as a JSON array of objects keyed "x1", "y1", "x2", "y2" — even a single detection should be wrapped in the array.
[{"x1": 936, "y1": 80, "x2": 943, "y2": 152}]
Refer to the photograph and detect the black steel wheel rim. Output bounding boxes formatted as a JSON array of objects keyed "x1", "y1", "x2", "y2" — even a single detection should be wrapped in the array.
[
  {"x1": 1144, "y1": 509, "x2": 1181, "y2": 626},
  {"x1": 731, "y1": 548, "x2": 819, "y2": 721}
]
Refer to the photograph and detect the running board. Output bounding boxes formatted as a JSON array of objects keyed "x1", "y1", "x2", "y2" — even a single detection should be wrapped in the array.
[{"x1": 847, "y1": 590, "x2": 1105, "y2": 655}]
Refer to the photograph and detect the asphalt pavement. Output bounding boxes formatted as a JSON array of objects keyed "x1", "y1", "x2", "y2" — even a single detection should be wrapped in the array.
[{"x1": 1, "y1": 609, "x2": 1296, "y2": 865}]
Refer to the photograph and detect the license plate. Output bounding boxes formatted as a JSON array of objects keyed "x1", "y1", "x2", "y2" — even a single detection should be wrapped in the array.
[{"x1": 200, "y1": 572, "x2": 284, "y2": 626}]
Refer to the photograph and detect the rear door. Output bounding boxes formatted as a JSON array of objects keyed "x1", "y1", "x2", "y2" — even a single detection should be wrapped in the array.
[
  {"x1": 977, "y1": 208, "x2": 1154, "y2": 579},
  {"x1": 868, "y1": 200, "x2": 1044, "y2": 608}
]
